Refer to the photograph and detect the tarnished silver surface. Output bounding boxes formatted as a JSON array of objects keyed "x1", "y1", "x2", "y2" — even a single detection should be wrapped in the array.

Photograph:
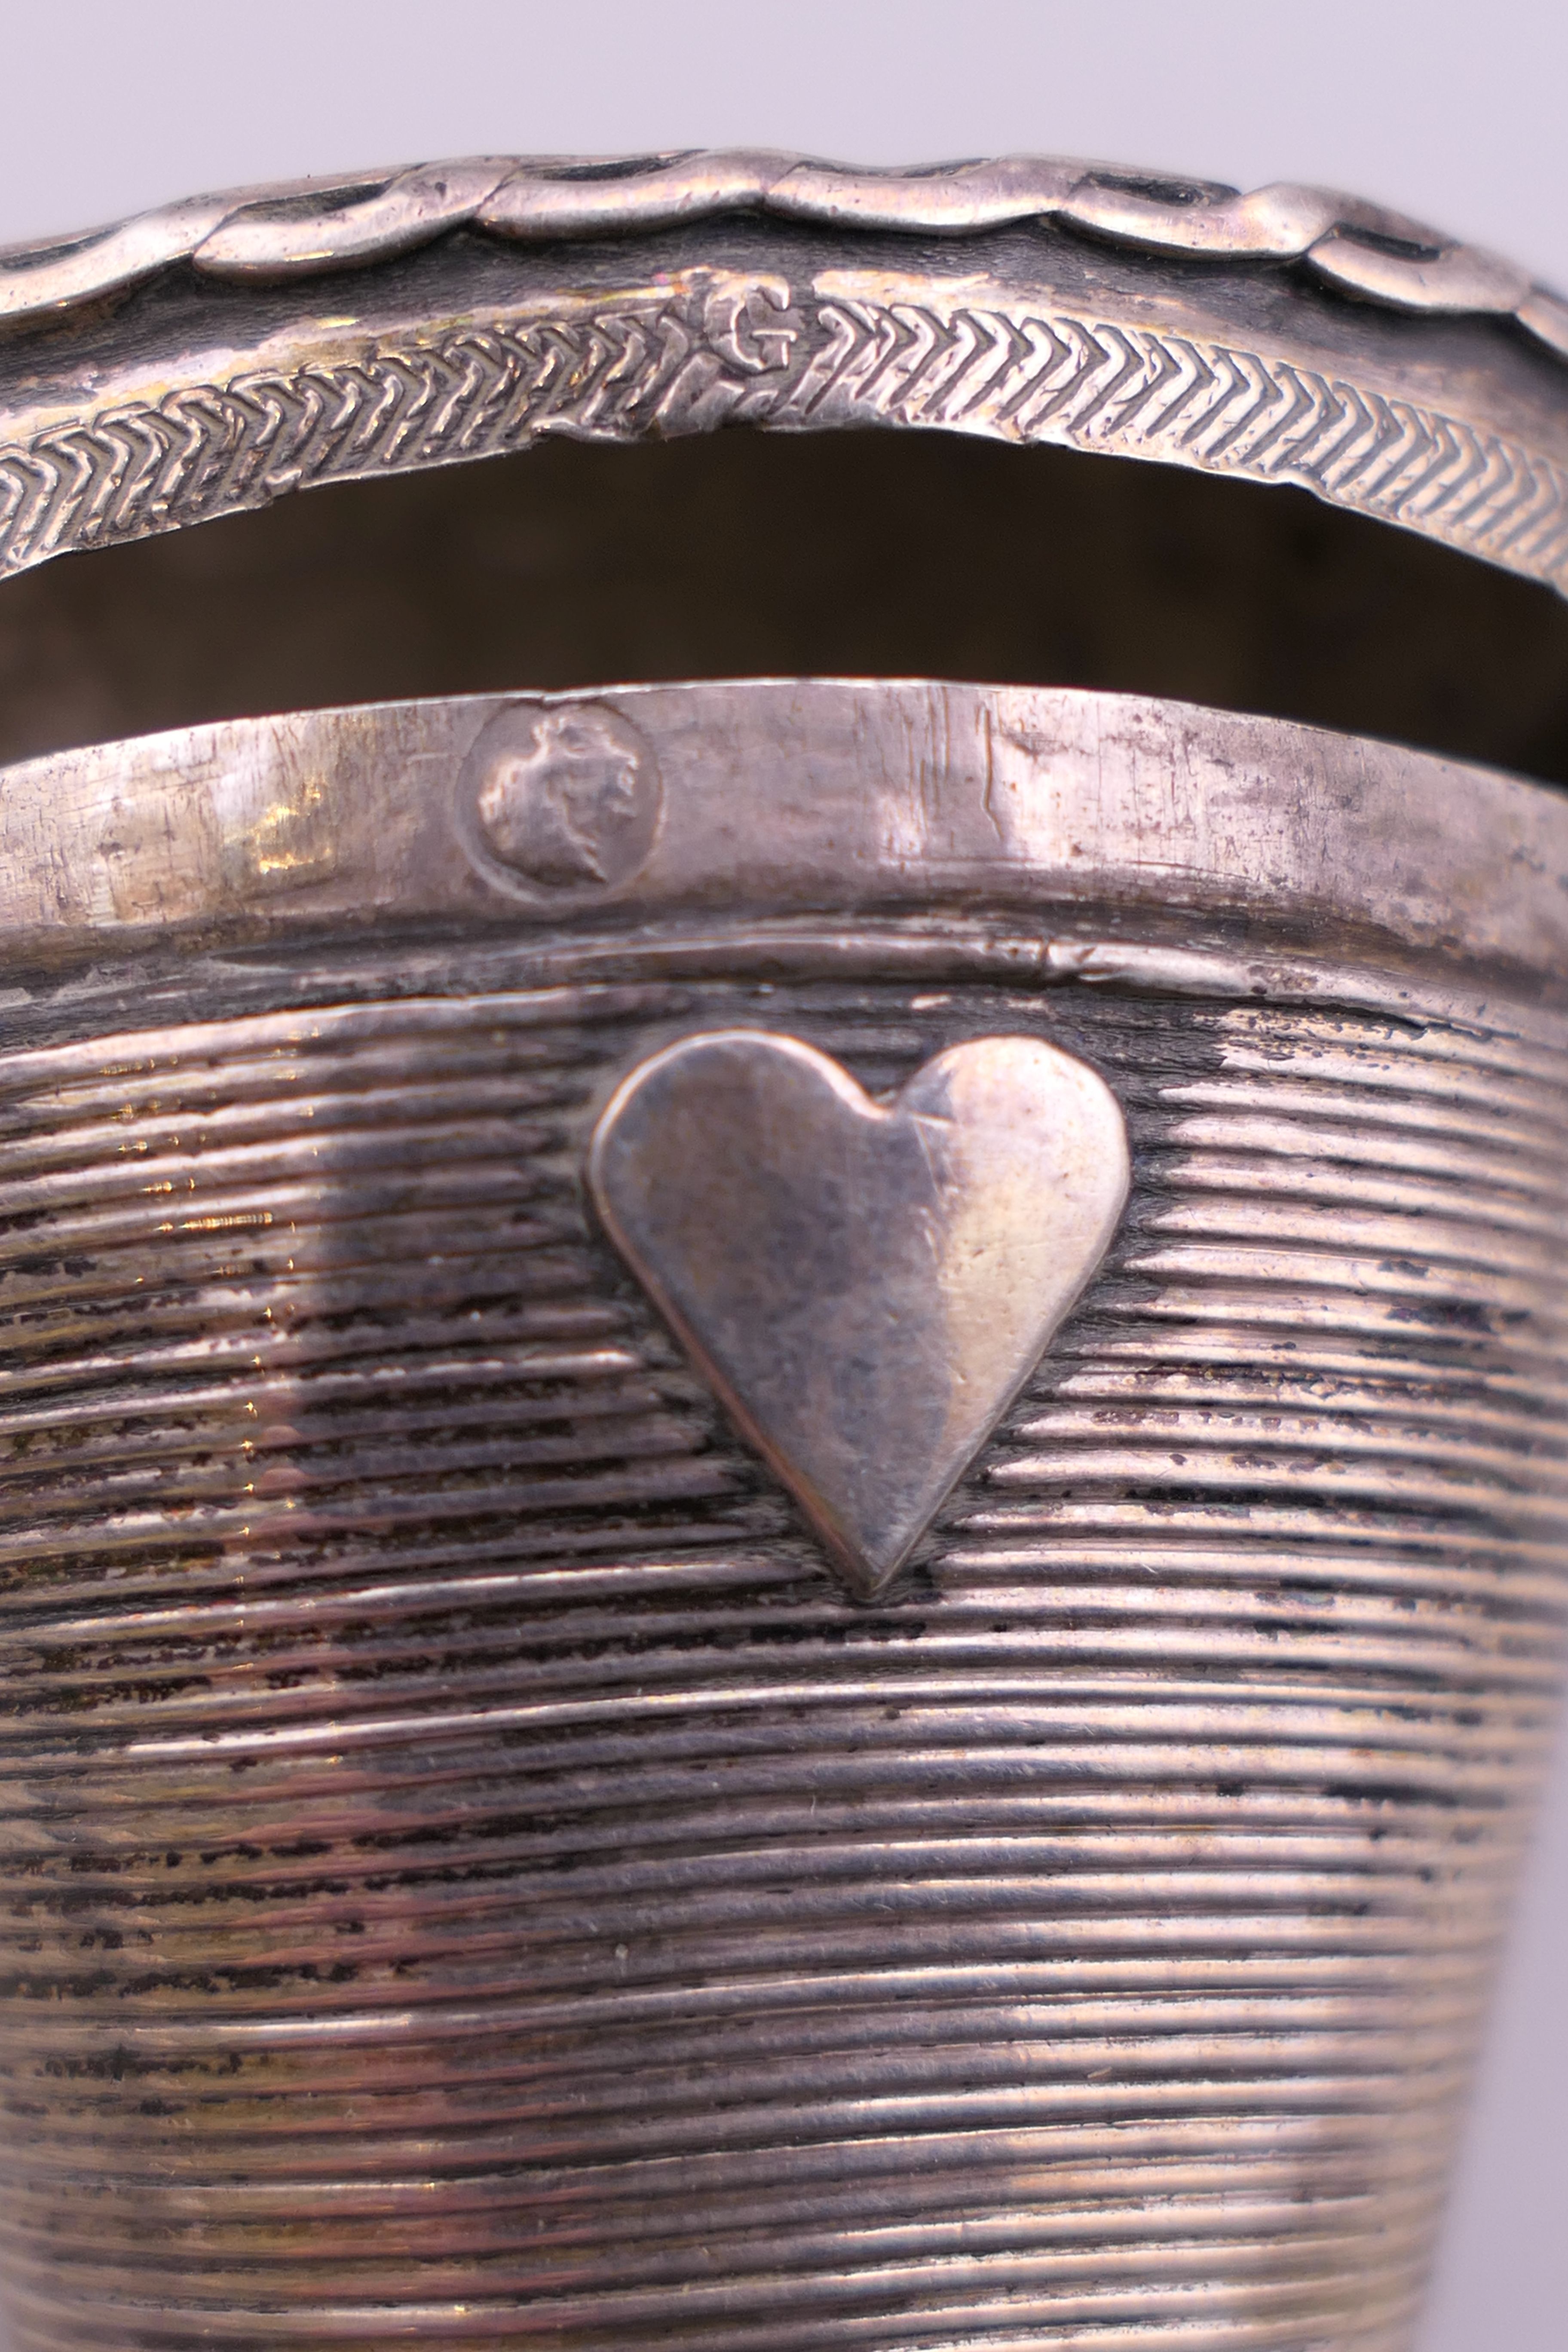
[
  {"x1": 3, "y1": 152, "x2": 1568, "y2": 590},
  {"x1": 590, "y1": 1031, "x2": 1131, "y2": 1596},
  {"x1": 2, "y1": 150, "x2": 1562, "y2": 342},
  {"x1": 1, "y1": 139, "x2": 1566, "y2": 2352},
  {"x1": 3, "y1": 680, "x2": 1568, "y2": 971},
  {"x1": 0, "y1": 679, "x2": 1564, "y2": 2349}
]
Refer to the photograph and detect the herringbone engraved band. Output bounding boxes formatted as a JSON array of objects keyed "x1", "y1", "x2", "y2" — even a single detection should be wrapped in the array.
[{"x1": 3, "y1": 273, "x2": 1568, "y2": 591}]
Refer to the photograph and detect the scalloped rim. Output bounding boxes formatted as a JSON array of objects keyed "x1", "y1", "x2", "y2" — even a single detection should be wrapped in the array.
[{"x1": 3, "y1": 148, "x2": 1566, "y2": 362}]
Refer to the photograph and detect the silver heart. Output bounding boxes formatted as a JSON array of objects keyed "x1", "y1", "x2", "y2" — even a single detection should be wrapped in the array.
[{"x1": 589, "y1": 1031, "x2": 1130, "y2": 1599}]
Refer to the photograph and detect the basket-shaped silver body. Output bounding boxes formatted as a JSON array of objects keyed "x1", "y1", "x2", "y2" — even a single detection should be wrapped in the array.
[{"x1": 0, "y1": 680, "x2": 1562, "y2": 2349}]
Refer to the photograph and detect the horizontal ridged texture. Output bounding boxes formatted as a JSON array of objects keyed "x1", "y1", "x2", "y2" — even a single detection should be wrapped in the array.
[{"x1": 0, "y1": 955, "x2": 1564, "y2": 2351}]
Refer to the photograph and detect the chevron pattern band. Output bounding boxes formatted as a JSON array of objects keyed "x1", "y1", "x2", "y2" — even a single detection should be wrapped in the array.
[{"x1": 3, "y1": 270, "x2": 1565, "y2": 594}]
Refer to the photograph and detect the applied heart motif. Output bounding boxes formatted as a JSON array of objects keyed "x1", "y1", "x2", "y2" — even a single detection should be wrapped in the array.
[{"x1": 589, "y1": 1030, "x2": 1130, "y2": 1600}]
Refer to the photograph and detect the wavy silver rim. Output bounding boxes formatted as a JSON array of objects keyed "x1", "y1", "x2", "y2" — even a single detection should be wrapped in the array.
[
  {"x1": 5, "y1": 149, "x2": 1566, "y2": 357},
  {"x1": 4, "y1": 152, "x2": 1567, "y2": 600},
  {"x1": 3, "y1": 682, "x2": 1565, "y2": 986}
]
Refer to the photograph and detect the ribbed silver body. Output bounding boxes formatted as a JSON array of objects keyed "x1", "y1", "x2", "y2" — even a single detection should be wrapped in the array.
[
  {"x1": 1, "y1": 116, "x2": 1567, "y2": 2349},
  {"x1": 0, "y1": 899, "x2": 1563, "y2": 2347}
]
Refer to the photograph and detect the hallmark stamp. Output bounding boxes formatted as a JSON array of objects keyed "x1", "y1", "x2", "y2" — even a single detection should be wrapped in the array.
[{"x1": 459, "y1": 702, "x2": 661, "y2": 899}]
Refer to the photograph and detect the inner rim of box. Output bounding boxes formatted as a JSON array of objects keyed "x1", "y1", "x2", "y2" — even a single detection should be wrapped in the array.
[{"x1": 3, "y1": 427, "x2": 1567, "y2": 789}]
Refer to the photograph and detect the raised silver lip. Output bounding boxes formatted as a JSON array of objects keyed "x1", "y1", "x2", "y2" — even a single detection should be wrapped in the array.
[{"x1": 3, "y1": 679, "x2": 1564, "y2": 984}]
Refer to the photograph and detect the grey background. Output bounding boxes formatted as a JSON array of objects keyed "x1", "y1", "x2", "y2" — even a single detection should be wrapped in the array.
[{"x1": 0, "y1": 5, "x2": 1563, "y2": 2344}]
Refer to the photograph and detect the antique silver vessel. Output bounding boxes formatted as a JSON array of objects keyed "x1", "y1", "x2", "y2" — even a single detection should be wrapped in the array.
[{"x1": 0, "y1": 152, "x2": 1565, "y2": 2351}]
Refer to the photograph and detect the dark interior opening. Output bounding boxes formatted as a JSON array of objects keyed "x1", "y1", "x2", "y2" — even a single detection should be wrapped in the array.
[{"x1": 2, "y1": 425, "x2": 1566, "y2": 787}]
